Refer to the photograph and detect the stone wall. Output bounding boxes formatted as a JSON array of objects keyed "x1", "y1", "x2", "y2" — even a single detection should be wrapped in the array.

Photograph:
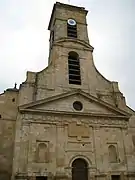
[
  {"x1": 0, "y1": 119, "x2": 16, "y2": 180},
  {"x1": 0, "y1": 89, "x2": 18, "y2": 180},
  {"x1": 12, "y1": 112, "x2": 134, "y2": 179}
]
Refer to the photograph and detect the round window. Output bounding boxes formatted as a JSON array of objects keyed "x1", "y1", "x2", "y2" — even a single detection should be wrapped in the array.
[
  {"x1": 73, "y1": 101, "x2": 83, "y2": 111},
  {"x1": 68, "y1": 19, "x2": 76, "y2": 26}
]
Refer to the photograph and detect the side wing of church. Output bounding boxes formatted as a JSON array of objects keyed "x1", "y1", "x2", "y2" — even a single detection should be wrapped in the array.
[{"x1": 0, "y1": 2, "x2": 135, "y2": 180}]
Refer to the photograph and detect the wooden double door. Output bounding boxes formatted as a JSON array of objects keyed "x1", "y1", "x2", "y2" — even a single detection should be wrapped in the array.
[{"x1": 72, "y1": 159, "x2": 88, "y2": 180}]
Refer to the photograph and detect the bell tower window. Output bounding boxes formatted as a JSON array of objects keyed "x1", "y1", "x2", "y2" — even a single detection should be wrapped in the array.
[
  {"x1": 68, "y1": 51, "x2": 81, "y2": 85},
  {"x1": 67, "y1": 19, "x2": 77, "y2": 38}
]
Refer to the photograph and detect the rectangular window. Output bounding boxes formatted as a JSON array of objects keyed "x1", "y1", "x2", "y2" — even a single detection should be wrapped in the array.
[
  {"x1": 111, "y1": 175, "x2": 120, "y2": 180},
  {"x1": 68, "y1": 52, "x2": 81, "y2": 85},
  {"x1": 67, "y1": 24, "x2": 77, "y2": 38},
  {"x1": 68, "y1": 62, "x2": 81, "y2": 85},
  {"x1": 36, "y1": 176, "x2": 47, "y2": 180}
]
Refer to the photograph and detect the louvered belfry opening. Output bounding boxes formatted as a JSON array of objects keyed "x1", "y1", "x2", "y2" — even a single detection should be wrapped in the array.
[
  {"x1": 68, "y1": 51, "x2": 81, "y2": 85},
  {"x1": 72, "y1": 158, "x2": 88, "y2": 180},
  {"x1": 67, "y1": 23, "x2": 77, "y2": 38}
]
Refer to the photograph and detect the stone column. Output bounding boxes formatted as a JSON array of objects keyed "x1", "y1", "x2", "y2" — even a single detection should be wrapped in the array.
[{"x1": 56, "y1": 124, "x2": 66, "y2": 174}]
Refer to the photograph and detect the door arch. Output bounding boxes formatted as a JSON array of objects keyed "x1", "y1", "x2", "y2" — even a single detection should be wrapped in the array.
[{"x1": 72, "y1": 158, "x2": 88, "y2": 180}]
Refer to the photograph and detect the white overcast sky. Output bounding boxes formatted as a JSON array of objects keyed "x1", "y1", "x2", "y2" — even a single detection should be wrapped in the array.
[{"x1": 0, "y1": 0, "x2": 135, "y2": 109}]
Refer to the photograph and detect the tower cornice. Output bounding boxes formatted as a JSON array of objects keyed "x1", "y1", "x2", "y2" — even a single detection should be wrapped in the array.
[{"x1": 53, "y1": 38, "x2": 94, "y2": 52}]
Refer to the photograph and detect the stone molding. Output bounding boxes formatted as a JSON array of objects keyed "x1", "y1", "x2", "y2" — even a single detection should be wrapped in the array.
[{"x1": 21, "y1": 113, "x2": 128, "y2": 128}]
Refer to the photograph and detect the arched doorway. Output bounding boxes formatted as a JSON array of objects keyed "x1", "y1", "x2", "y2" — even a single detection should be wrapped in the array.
[{"x1": 72, "y1": 158, "x2": 88, "y2": 180}]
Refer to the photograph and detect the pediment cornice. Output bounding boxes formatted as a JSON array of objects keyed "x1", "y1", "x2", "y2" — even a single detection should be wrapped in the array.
[{"x1": 19, "y1": 89, "x2": 131, "y2": 119}]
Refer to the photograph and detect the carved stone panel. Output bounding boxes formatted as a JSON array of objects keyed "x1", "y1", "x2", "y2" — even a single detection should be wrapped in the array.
[{"x1": 68, "y1": 122, "x2": 89, "y2": 138}]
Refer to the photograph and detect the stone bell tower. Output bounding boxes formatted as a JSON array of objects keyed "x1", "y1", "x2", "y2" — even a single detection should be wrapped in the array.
[
  {"x1": 46, "y1": 2, "x2": 94, "y2": 93},
  {"x1": 18, "y1": 2, "x2": 95, "y2": 106}
]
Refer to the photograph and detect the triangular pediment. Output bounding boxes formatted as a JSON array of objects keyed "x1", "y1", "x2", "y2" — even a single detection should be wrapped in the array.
[{"x1": 19, "y1": 90, "x2": 130, "y2": 119}]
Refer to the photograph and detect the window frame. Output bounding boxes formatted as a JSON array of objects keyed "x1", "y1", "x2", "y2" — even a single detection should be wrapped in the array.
[
  {"x1": 67, "y1": 22, "x2": 77, "y2": 38},
  {"x1": 68, "y1": 51, "x2": 81, "y2": 85}
]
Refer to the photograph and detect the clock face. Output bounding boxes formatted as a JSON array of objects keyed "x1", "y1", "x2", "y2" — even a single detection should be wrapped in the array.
[{"x1": 68, "y1": 19, "x2": 76, "y2": 26}]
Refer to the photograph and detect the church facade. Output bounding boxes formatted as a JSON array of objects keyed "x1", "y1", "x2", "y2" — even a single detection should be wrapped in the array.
[{"x1": 0, "y1": 2, "x2": 135, "y2": 180}]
